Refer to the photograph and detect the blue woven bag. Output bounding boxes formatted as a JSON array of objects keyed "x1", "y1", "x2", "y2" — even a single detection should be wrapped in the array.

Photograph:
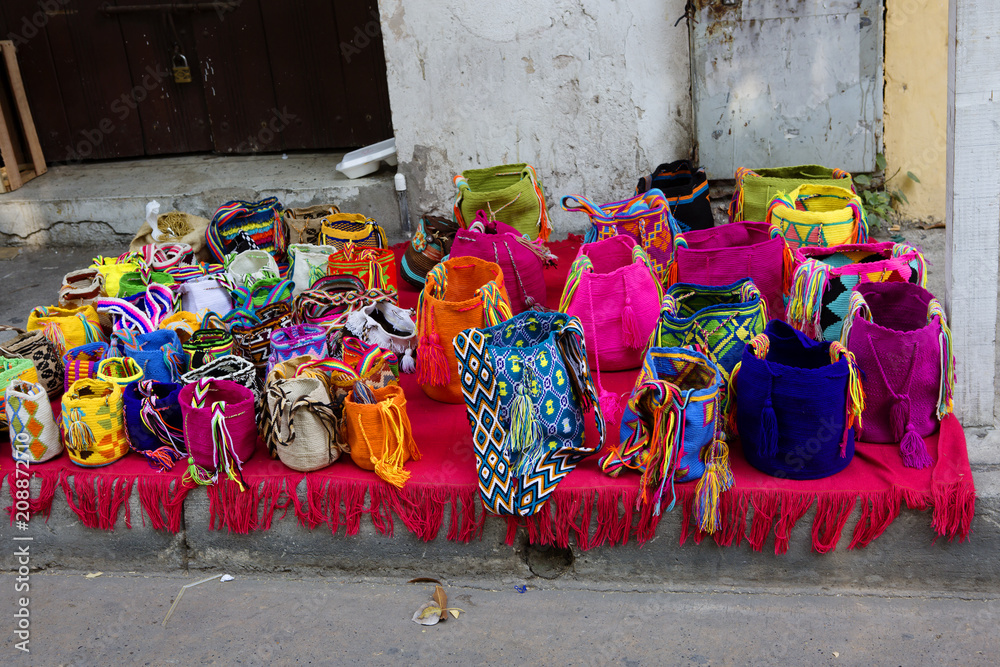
[
  {"x1": 732, "y1": 320, "x2": 864, "y2": 480},
  {"x1": 113, "y1": 329, "x2": 187, "y2": 383},
  {"x1": 123, "y1": 379, "x2": 185, "y2": 471}
]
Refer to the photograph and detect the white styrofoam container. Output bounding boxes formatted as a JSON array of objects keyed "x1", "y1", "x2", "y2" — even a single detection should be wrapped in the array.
[{"x1": 336, "y1": 138, "x2": 397, "y2": 179}]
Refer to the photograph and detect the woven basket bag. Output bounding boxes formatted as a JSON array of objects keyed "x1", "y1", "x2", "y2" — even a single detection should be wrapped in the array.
[
  {"x1": 226, "y1": 249, "x2": 280, "y2": 288},
  {"x1": 450, "y1": 218, "x2": 553, "y2": 314},
  {"x1": 62, "y1": 378, "x2": 128, "y2": 467},
  {"x1": 401, "y1": 215, "x2": 461, "y2": 288},
  {"x1": 766, "y1": 184, "x2": 868, "y2": 250},
  {"x1": 266, "y1": 324, "x2": 329, "y2": 374},
  {"x1": 96, "y1": 357, "x2": 144, "y2": 387},
  {"x1": 6, "y1": 379, "x2": 61, "y2": 464},
  {"x1": 63, "y1": 342, "x2": 109, "y2": 393},
  {"x1": 0, "y1": 325, "x2": 65, "y2": 399},
  {"x1": 652, "y1": 278, "x2": 767, "y2": 383},
  {"x1": 91, "y1": 257, "x2": 139, "y2": 298},
  {"x1": 27, "y1": 304, "x2": 106, "y2": 356},
  {"x1": 178, "y1": 276, "x2": 234, "y2": 316},
  {"x1": 454, "y1": 163, "x2": 550, "y2": 241},
  {"x1": 180, "y1": 378, "x2": 257, "y2": 487},
  {"x1": 345, "y1": 302, "x2": 417, "y2": 372},
  {"x1": 59, "y1": 268, "x2": 104, "y2": 308},
  {"x1": 118, "y1": 270, "x2": 175, "y2": 298},
  {"x1": 318, "y1": 213, "x2": 388, "y2": 249},
  {"x1": 840, "y1": 282, "x2": 954, "y2": 468},
  {"x1": 729, "y1": 165, "x2": 855, "y2": 224},
  {"x1": 0, "y1": 357, "x2": 38, "y2": 430},
  {"x1": 182, "y1": 328, "x2": 235, "y2": 371},
  {"x1": 181, "y1": 354, "x2": 262, "y2": 417},
  {"x1": 788, "y1": 241, "x2": 927, "y2": 342},
  {"x1": 416, "y1": 256, "x2": 513, "y2": 403},
  {"x1": 636, "y1": 160, "x2": 714, "y2": 231},
  {"x1": 283, "y1": 205, "x2": 339, "y2": 245},
  {"x1": 291, "y1": 279, "x2": 383, "y2": 334},
  {"x1": 732, "y1": 320, "x2": 864, "y2": 480},
  {"x1": 666, "y1": 221, "x2": 793, "y2": 322},
  {"x1": 207, "y1": 197, "x2": 286, "y2": 262},
  {"x1": 344, "y1": 384, "x2": 420, "y2": 487},
  {"x1": 453, "y1": 311, "x2": 606, "y2": 516},
  {"x1": 563, "y1": 189, "x2": 680, "y2": 284},
  {"x1": 122, "y1": 380, "x2": 186, "y2": 472},
  {"x1": 288, "y1": 243, "x2": 338, "y2": 296},
  {"x1": 265, "y1": 376, "x2": 338, "y2": 472},
  {"x1": 326, "y1": 244, "x2": 398, "y2": 294},
  {"x1": 112, "y1": 329, "x2": 186, "y2": 383},
  {"x1": 229, "y1": 302, "x2": 294, "y2": 377},
  {"x1": 558, "y1": 235, "x2": 662, "y2": 371}
]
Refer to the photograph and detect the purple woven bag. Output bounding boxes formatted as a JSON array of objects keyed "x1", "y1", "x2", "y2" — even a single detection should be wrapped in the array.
[
  {"x1": 840, "y1": 282, "x2": 955, "y2": 469},
  {"x1": 668, "y1": 222, "x2": 791, "y2": 322},
  {"x1": 450, "y1": 218, "x2": 553, "y2": 314}
]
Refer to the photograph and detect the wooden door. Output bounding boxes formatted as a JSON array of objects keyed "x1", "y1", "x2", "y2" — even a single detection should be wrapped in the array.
[{"x1": 0, "y1": 0, "x2": 393, "y2": 161}]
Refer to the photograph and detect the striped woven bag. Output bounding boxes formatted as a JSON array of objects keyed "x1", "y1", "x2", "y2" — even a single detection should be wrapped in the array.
[
  {"x1": 728, "y1": 165, "x2": 855, "y2": 224},
  {"x1": 62, "y1": 378, "x2": 129, "y2": 467},
  {"x1": 27, "y1": 305, "x2": 106, "y2": 356},
  {"x1": 318, "y1": 213, "x2": 388, "y2": 249},
  {"x1": 63, "y1": 342, "x2": 109, "y2": 393},
  {"x1": 207, "y1": 197, "x2": 286, "y2": 262},
  {"x1": 401, "y1": 215, "x2": 460, "y2": 288},
  {"x1": 228, "y1": 302, "x2": 294, "y2": 378},
  {"x1": 766, "y1": 184, "x2": 868, "y2": 250},
  {"x1": 636, "y1": 160, "x2": 714, "y2": 231}
]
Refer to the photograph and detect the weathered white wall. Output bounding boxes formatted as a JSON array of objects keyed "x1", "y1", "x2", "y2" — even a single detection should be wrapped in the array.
[{"x1": 377, "y1": 0, "x2": 693, "y2": 234}]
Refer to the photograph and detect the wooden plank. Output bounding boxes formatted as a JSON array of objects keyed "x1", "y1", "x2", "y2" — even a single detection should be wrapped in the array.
[
  {"x1": 944, "y1": 0, "x2": 1000, "y2": 426},
  {"x1": 1, "y1": 41, "x2": 46, "y2": 175},
  {"x1": 0, "y1": 92, "x2": 22, "y2": 190}
]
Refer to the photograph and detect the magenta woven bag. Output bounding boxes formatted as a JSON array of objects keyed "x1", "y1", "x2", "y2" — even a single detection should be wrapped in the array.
[
  {"x1": 558, "y1": 235, "x2": 662, "y2": 371},
  {"x1": 667, "y1": 222, "x2": 792, "y2": 322},
  {"x1": 449, "y1": 219, "x2": 553, "y2": 314},
  {"x1": 179, "y1": 379, "x2": 257, "y2": 483},
  {"x1": 840, "y1": 282, "x2": 955, "y2": 468}
]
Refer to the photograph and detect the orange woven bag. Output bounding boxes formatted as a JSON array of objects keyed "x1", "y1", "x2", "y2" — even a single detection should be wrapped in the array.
[
  {"x1": 416, "y1": 256, "x2": 513, "y2": 403},
  {"x1": 344, "y1": 384, "x2": 421, "y2": 488}
]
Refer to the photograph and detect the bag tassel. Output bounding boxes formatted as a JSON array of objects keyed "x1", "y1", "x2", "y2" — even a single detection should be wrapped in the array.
[
  {"x1": 366, "y1": 401, "x2": 420, "y2": 489},
  {"x1": 694, "y1": 438, "x2": 734, "y2": 535},
  {"x1": 892, "y1": 398, "x2": 933, "y2": 469},
  {"x1": 183, "y1": 456, "x2": 215, "y2": 486},
  {"x1": 505, "y1": 384, "x2": 541, "y2": 457},
  {"x1": 759, "y1": 396, "x2": 779, "y2": 458},
  {"x1": 416, "y1": 329, "x2": 449, "y2": 386},
  {"x1": 401, "y1": 348, "x2": 416, "y2": 374},
  {"x1": 620, "y1": 297, "x2": 644, "y2": 349},
  {"x1": 599, "y1": 389, "x2": 623, "y2": 426}
]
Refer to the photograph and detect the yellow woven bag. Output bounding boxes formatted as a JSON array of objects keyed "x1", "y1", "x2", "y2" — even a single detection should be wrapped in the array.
[
  {"x1": 766, "y1": 184, "x2": 868, "y2": 251},
  {"x1": 62, "y1": 378, "x2": 129, "y2": 467},
  {"x1": 90, "y1": 257, "x2": 139, "y2": 298},
  {"x1": 27, "y1": 305, "x2": 106, "y2": 355},
  {"x1": 318, "y1": 213, "x2": 388, "y2": 249}
]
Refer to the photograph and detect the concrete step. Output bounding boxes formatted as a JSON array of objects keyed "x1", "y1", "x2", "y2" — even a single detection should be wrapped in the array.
[{"x1": 0, "y1": 153, "x2": 404, "y2": 248}]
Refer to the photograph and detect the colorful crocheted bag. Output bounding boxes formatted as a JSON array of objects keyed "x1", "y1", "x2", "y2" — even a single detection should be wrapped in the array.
[
  {"x1": 344, "y1": 384, "x2": 420, "y2": 487},
  {"x1": 207, "y1": 197, "x2": 286, "y2": 262},
  {"x1": 180, "y1": 378, "x2": 257, "y2": 488},
  {"x1": 6, "y1": 379, "x2": 61, "y2": 464},
  {"x1": 0, "y1": 357, "x2": 39, "y2": 431},
  {"x1": 840, "y1": 282, "x2": 954, "y2": 467},
  {"x1": 732, "y1": 320, "x2": 864, "y2": 480},
  {"x1": 283, "y1": 204, "x2": 339, "y2": 245},
  {"x1": 636, "y1": 160, "x2": 714, "y2": 231},
  {"x1": 652, "y1": 279, "x2": 767, "y2": 384},
  {"x1": 318, "y1": 213, "x2": 388, "y2": 249},
  {"x1": 558, "y1": 235, "x2": 662, "y2": 371},
  {"x1": 0, "y1": 325, "x2": 65, "y2": 399},
  {"x1": 454, "y1": 163, "x2": 550, "y2": 241},
  {"x1": 453, "y1": 311, "x2": 606, "y2": 516},
  {"x1": 228, "y1": 302, "x2": 294, "y2": 377},
  {"x1": 117, "y1": 270, "x2": 175, "y2": 298},
  {"x1": 181, "y1": 354, "x2": 262, "y2": 416},
  {"x1": 344, "y1": 301, "x2": 417, "y2": 372},
  {"x1": 601, "y1": 346, "x2": 732, "y2": 532},
  {"x1": 122, "y1": 380, "x2": 186, "y2": 472},
  {"x1": 563, "y1": 189, "x2": 681, "y2": 283},
  {"x1": 90, "y1": 256, "x2": 139, "y2": 298},
  {"x1": 450, "y1": 218, "x2": 554, "y2": 314},
  {"x1": 266, "y1": 324, "x2": 329, "y2": 374},
  {"x1": 264, "y1": 375, "x2": 338, "y2": 472},
  {"x1": 766, "y1": 184, "x2": 868, "y2": 250},
  {"x1": 666, "y1": 221, "x2": 793, "y2": 322},
  {"x1": 183, "y1": 329, "x2": 235, "y2": 371},
  {"x1": 729, "y1": 165, "x2": 855, "y2": 224},
  {"x1": 288, "y1": 243, "x2": 338, "y2": 296},
  {"x1": 401, "y1": 215, "x2": 461, "y2": 288},
  {"x1": 178, "y1": 276, "x2": 233, "y2": 316},
  {"x1": 788, "y1": 241, "x2": 926, "y2": 342},
  {"x1": 325, "y1": 243, "x2": 398, "y2": 294},
  {"x1": 291, "y1": 276, "x2": 376, "y2": 334},
  {"x1": 27, "y1": 304, "x2": 106, "y2": 356},
  {"x1": 112, "y1": 329, "x2": 186, "y2": 383},
  {"x1": 62, "y1": 378, "x2": 129, "y2": 468},
  {"x1": 63, "y1": 342, "x2": 108, "y2": 393},
  {"x1": 59, "y1": 268, "x2": 104, "y2": 309},
  {"x1": 416, "y1": 256, "x2": 513, "y2": 403},
  {"x1": 96, "y1": 357, "x2": 144, "y2": 387},
  {"x1": 226, "y1": 249, "x2": 280, "y2": 289}
]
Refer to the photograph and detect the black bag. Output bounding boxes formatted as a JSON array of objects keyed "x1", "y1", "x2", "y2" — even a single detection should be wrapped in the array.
[{"x1": 636, "y1": 160, "x2": 714, "y2": 231}]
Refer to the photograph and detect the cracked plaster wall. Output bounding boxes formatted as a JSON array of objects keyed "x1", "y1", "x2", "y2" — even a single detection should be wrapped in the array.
[{"x1": 377, "y1": 0, "x2": 693, "y2": 234}]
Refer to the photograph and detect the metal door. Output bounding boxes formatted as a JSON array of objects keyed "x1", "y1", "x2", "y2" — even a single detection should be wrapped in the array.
[{"x1": 690, "y1": 0, "x2": 883, "y2": 179}]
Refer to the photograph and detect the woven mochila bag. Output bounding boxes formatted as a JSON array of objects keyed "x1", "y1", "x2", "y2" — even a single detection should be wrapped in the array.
[
  {"x1": 291, "y1": 276, "x2": 375, "y2": 333},
  {"x1": 731, "y1": 320, "x2": 864, "y2": 480},
  {"x1": 90, "y1": 256, "x2": 139, "y2": 298},
  {"x1": 666, "y1": 222, "x2": 793, "y2": 322},
  {"x1": 0, "y1": 357, "x2": 38, "y2": 430},
  {"x1": 416, "y1": 256, "x2": 513, "y2": 403},
  {"x1": 840, "y1": 282, "x2": 954, "y2": 468},
  {"x1": 563, "y1": 189, "x2": 681, "y2": 284},
  {"x1": 181, "y1": 354, "x2": 262, "y2": 416},
  {"x1": 558, "y1": 235, "x2": 662, "y2": 372},
  {"x1": 228, "y1": 302, "x2": 294, "y2": 377},
  {"x1": 179, "y1": 276, "x2": 234, "y2": 316},
  {"x1": 450, "y1": 217, "x2": 555, "y2": 314},
  {"x1": 401, "y1": 215, "x2": 461, "y2": 288},
  {"x1": 766, "y1": 184, "x2": 869, "y2": 251},
  {"x1": 636, "y1": 160, "x2": 714, "y2": 231},
  {"x1": 96, "y1": 357, "x2": 144, "y2": 387},
  {"x1": 453, "y1": 311, "x2": 606, "y2": 516},
  {"x1": 265, "y1": 375, "x2": 338, "y2": 472},
  {"x1": 344, "y1": 384, "x2": 421, "y2": 487},
  {"x1": 326, "y1": 243, "x2": 398, "y2": 295},
  {"x1": 111, "y1": 328, "x2": 186, "y2": 383},
  {"x1": 158, "y1": 311, "x2": 200, "y2": 345},
  {"x1": 59, "y1": 268, "x2": 104, "y2": 309},
  {"x1": 788, "y1": 241, "x2": 926, "y2": 342},
  {"x1": 652, "y1": 279, "x2": 767, "y2": 384},
  {"x1": 225, "y1": 248, "x2": 280, "y2": 289},
  {"x1": 601, "y1": 346, "x2": 732, "y2": 533},
  {"x1": 729, "y1": 165, "x2": 855, "y2": 224},
  {"x1": 283, "y1": 204, "x2": 339, "y2": 245},
  {"x1": 122, "y1": 380, "x2": 186, "y2": 472},
  {"x1": 6, "y1": 379, "x2": 61, "y2": 464},
  {"x1": 117, "y1": 270, "x2": 175, "y2": 298},
  {"x1": 0, "y1": 325, "x2": 64, "y2": 399},
  {"x1": 180, "y1": 378, "x2": 257, "y2": 489},
  {"x1": 62, "y1": 378, "x2": 128, "y2": 468},
  {"x1": 183, "y1": 328, "x2": 235, "y2": 371},
  {"x1": 288, "y1": 243, "x2": 338, "y2": 296},
  {"x1": 345, "y1": 301, "x2": 417, "y2": 373},
  {"x1": 63, "y1": 342, "x2": 109, "y2": 393},
  {"x1": 454, "y1": 163, "x2": 551, "y2": 241},
  {"x1": 266, "y1": 323, "x2": 329, "y2": 374},
  {"x1": 27, "y1": 304, "x2": 106, "y2": 356},
  {"x1": 318, "y1": 213, "x2": 388, "y2": 249},
  {"x1": 130, "y1": 243, "x2": 193, "y2": 271},
  {"x1": 207, "y1": 197, "x2": 286, "y2": 263}
]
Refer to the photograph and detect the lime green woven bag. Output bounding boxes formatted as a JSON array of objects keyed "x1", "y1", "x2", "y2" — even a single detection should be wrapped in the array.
[
  {"x1": 453, "y1": 164, "x2": 550, "y2": 241},
  {"x1": 728, "y1": 165, "x2": 854, "y2": 224}
]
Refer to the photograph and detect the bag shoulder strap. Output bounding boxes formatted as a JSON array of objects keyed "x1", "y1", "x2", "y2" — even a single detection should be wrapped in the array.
[{"x1": 557, "y1": 254, "x2": 594, "y2": 313}]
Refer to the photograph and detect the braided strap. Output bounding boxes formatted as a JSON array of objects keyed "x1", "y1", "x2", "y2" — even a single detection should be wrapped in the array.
[
  {"x1": 787, "y1": 258, "x2": 830, "y2": 339},
  {"x1": 928, "y1": 298, "x2": 956, "y2": 419},
  {"x1": 557, "y1": 254, "x2": 594, "y2": 313},
  {"x1": 829, "y1": 342, "x2": 866, "y2": 440}
]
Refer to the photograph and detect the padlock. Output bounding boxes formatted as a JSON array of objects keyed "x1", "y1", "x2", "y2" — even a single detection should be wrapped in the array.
[{"x1": 172, "y1": 54, "x2": 192, "y2": 84}]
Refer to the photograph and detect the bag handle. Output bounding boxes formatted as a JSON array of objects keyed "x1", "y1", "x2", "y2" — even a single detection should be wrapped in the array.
[
  {"x1": 787, "y1": 258, "x2": 830, "y2": 339},
  {"x1": 891, "y1": 243, "x2": 927, "y2": 287},
  {"x1": 557, "y1": 254, "x2": 594, "y2": 313}
]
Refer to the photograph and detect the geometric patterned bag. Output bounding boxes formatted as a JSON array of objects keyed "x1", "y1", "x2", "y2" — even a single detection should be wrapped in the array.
[
  {"x1": 229, "y1": 302, "x2": 294, "y2": 377},
  {"x1": 6, "y1": 379, "x2": 62, "y2": 464},
  {"x1": 401, "y1": 215, "x2": 460, "y2": 289},
  {"x1": 453, "y1": 311, "x2": 606, "y2": 516},
  {"x1": 635, "y1": 160, "x2": 714, "y2": 231},
  {"x1": 0, "y1": 325, "x2": 65, "y2": 399},
  {"x1": 728, "y1": 164, "x2": 855, "y2": 224},
  {"x1": 122, "y1": 380, "x2": 186, "y2": 472},
  {"x1": 766, "y1": 184, "x2": 868, "y2": 251},
  {"x1": 0, "y1": 358, "x2": 38, "y2": 431},
  {"x1": 207, "y1": 197, "x2": 286, "y2": 262},
  {"x1": 788, "y1": 241, "x2": 926, "y2": 342},
  {"x1": 454, "y1": 164, "x2": 551, "y2": 242},
  {"x1": 318, "y1": 213, "x2": 388, "y2": 249},
  {"x1": 63, "y1": 342, "x2": 110, "y2": 393},
  {"x1": 61, "y1": 378, "x2": 129, "y2": 468}
]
